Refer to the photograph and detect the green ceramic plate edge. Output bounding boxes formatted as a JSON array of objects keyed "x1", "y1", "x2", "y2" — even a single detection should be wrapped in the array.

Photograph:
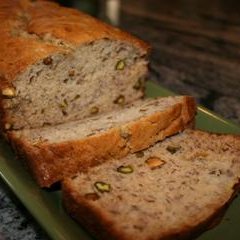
[{"x1": 0, "y1": 81, "x2": 239, "y2": 240}]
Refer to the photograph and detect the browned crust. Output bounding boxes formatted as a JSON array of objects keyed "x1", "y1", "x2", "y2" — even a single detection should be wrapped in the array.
[
  {"x1": 0, "y1": 0, "x2": 149, "y2": 84},
  {"x1": 8, "y1": 96, "x2": 196, "y2": 187},
  {"x1": 62, "y1": 179, "x2": 129, "y2": 240},
  {"x1": 62, "y1": 178, "x2": 240, "y2": 240}
]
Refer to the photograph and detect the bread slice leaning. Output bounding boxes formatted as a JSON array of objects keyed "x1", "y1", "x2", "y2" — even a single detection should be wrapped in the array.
[
  {"x1": 62, "y1": 129, "x2": 240, "y2": 240},
  {"x1": 8, "y1": 96, "x2": 196, "y2": 187}
]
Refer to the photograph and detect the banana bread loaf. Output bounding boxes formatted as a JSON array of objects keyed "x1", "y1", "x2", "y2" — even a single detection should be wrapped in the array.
[
  {"x1": 8, "y1": 96, "x2": 196, "y2": 187},
  {"x1": 0, "y1": 0, "x2": 149, "y2": 131}
]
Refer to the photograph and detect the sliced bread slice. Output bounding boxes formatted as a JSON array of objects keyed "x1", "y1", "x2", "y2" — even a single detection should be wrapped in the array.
[
  {"x1": 62, "y1": 129, "x2": 240, "y2": 240},
  {"x1": 8, "y1": 96, "x2": 196, "y2": 187}
]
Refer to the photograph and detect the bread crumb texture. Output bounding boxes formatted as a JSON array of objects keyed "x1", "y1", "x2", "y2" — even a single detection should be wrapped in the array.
[{"x1": 63, "y1": 130, "x2": 240, "y2": 240}]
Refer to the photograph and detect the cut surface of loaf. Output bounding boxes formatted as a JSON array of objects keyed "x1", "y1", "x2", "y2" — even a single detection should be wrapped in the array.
[
  {"x1": 9, "y1": 96, "x2": 196, "y2": 187},
  {"x1": 62, "y1": 130, "x2": 240, "y2": 240},
  {"x1": 0, "y1": 0, "x2": 149, "y2": 130}
]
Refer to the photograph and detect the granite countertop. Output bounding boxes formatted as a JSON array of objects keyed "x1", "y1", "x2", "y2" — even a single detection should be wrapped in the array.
[
  {"x1": 120, "y1": 0, "x2": 240, "y2": 125},
  {"x1": 0, "y1": 0, "x2": 240, "y2": 239}
]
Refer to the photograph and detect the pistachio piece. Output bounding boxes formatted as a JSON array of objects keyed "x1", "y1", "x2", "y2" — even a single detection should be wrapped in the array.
[
  {"x1": 2, "y1": 88, "x2": 16, "y2": 98},
  {"x1": 135, "y1": 151, "x2": 144, "y2": 158},
  {"x1": 73, "y1": 94, "x2": 80, "y2": 100},
  {"x1": 43, "y1": 56, "x2": 52, "y2": 65},
  {"x1": 59, "y1": 99, "x2": 68, "y2": 109},
  {"x1": 58, "y1": 99, "x2": 68, "y2": 116},
  {"x1": 94, "y1": 181, "x2": 111, "y2": 193},
  {"x1": 117, "y1": 165, "x2": 134, "y2": 174},
  {"x1": 4, "y1": 123, "x2": 12, "y2": 130},
  {"x1": 115, "y1": 60, "x2": 125, "y2": 70},
  {"x1": 145, "y1": 157, "x2": 166, "y2": 170},
  {"x1": 84, "y1": 193, "x2": 100, "y2": 201},
  {"x1": 113, "y1": 95, "x2": 125, "y2": 106},
  {"x1": 68, "y1": 69, "x2": 75, "y2": 77},
  {"x1": 166, "y1": 145, "x2": 181, "y2": 154},
  {"x1": 90, "y1": 106, "x2": 99, "y2": 115}
]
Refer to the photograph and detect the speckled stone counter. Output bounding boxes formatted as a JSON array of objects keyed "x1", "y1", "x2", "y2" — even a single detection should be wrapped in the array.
[
  {"x1": 0, "y1": 0, "x2": 240, "y2": 239},
  {"x1": 0, "y1": 179, "x2": 49, "y2": 240},
  {"x1": 120, "y1": 0, "x2": 240, "y2": 125}
]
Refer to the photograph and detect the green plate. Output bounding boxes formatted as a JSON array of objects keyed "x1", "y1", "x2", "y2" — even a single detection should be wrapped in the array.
[{"x1": 0, "y1": 82, "x2": 240, "y2": 240}]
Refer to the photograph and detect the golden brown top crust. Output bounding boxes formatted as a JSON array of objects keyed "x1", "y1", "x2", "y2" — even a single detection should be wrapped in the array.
[{"x1": 0, "y1": 0, "x2": 149, "y2": 85}]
